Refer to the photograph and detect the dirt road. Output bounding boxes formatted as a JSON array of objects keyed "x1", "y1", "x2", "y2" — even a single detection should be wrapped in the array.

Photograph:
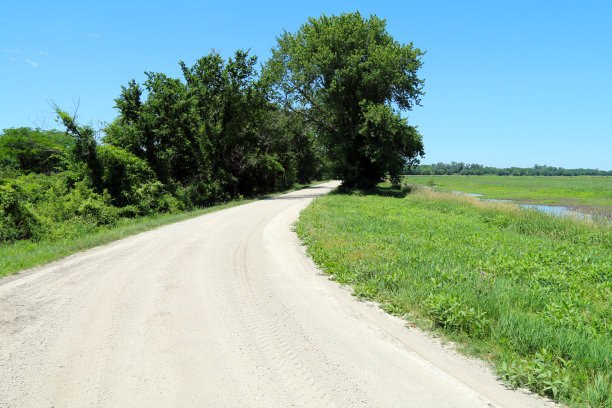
[{"x1": 0, "y1": 181, "x2": 554, "y2": 407}]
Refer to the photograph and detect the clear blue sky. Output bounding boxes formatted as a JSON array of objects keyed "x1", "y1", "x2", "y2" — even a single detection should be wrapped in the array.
[{"x1": 2, "y1": 0, "x2": 611, "y2": 170}]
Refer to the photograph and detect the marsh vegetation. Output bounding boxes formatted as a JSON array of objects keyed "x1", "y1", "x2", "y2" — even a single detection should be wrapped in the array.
[{"x1": 402, "y1": 175, "x2": 612, "y2": 218}]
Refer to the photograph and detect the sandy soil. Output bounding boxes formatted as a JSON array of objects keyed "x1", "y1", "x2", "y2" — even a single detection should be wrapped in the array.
[{"x1": 0, "y1": 181, "x2": 557, "y2": 407}]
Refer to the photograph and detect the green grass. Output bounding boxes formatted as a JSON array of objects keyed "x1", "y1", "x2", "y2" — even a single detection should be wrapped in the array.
[
  {"x1": 0, "y1": 180, "x2": 326, "y2": 277},
  {"x1": 402, "y1": 175, "x2": 612, "y2": 216},
  {"x1": 296, "y1": 184, "x2": 612, "y2": 407}
]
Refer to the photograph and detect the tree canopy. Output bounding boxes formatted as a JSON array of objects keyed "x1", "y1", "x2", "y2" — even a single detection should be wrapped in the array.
[
  {"x1": 1, "y1": 12, "x2": 427, "y2": 244},
  {"x1": 0, "y1": 127, "x2": 74, "y2": 174},
  {"x1": 104, "y1": 49, "x2": 322, "y2": 204},
  {"x1": 264, "y1": 12, "x2": 425, "y2": 188}
]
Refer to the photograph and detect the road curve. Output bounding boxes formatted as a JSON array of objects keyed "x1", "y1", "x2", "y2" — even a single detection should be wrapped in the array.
[{"x1": 0, "y1": 181, "x2": 554, "y2": 407}]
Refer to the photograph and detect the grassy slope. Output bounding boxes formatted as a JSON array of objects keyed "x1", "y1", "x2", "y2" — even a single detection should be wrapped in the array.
[
  {"x1": 0, "y1": 181, "x2": 325, "y2": 277},
  {"x1": 402, "y1": 175, "x2": 612, "y2": 216},
  {"x1": 297, "y1": 186, "x2": 612, "y2": 407}
]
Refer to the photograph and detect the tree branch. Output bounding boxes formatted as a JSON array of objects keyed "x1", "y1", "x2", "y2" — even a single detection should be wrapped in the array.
[
  {"x1": 283, "y1": 102, "x2": 334, "y2": 133},
  {"x1": 284, "y1": 79, "x2": 335, "y2": 133}
]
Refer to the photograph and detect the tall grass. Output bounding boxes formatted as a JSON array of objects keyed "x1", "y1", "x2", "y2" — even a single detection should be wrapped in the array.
[{"x1": 296, "y1": 185, "x2": 612, "y2": 406}]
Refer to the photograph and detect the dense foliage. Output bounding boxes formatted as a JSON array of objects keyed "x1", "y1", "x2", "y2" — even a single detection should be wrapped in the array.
[
  {"x1": 408, "y1": 162, "x2": 612, "y2": 176},
  {"x1": 105, "y1": 50, "x2": 323, "y2": 205},
  {"x1": 264, "y1": 12, "x2": 425, "y2": 188},
  {"x1": 1, "y1": 12, "x2": 429, "y2": 246},
  {"x1": 0, "y1": 51, "x2": 326, "y2": 245},
  {"x1": 0, "y1": 127, "x2": 73, "y2": 174}
]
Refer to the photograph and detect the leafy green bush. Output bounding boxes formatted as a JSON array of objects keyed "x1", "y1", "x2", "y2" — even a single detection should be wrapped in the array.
[
  {"x1": 0, "y1": 179, "x2": 41, "y2": 242},
  {"x1": 35, "y1": 178, "x2": 119, "y2": 230},
  {"x1": 97, "y1": 145, "x2": 155, "y2": 206},
  {"x1": 424, "y1": 293, "x2": 490, "y2": 338},
  {"x1": 76, "y1": 193, "x2": 119, "y2": 226},
  {"x1": 498, "y1": 349, "x2": 571, "y2": 400},
  {"x1": 116, "y1": 205, "x2": 140, "y2": 218},
  {"x1": 174, "y1": 177, "x2": 230, "y2": 208},
  {"x1": 135, "y1": 181, "x2": 182, "y2": 215}
]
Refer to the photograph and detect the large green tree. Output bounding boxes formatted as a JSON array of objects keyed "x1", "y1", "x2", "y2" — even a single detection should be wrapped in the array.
[
  {"x1": 264, "y1": 12, "x2": 425, "y2": 188},
  {"x1": 0, "y1": 127, "x2": 74, "y2": 174},
  {"x1": 106, "y1": 50, "x2": 308, "y2": 203}
]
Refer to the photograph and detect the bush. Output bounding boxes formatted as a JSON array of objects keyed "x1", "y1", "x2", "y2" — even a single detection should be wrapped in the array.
[
  {"x1": 497, "y1": 349, "x2": 571, "y2": 400},
  {"x1": 39, "y1": 179, "x2": 118, "y2": 227},
  {"x1": 424, "y1": 293, "x2": 491, "y2": 338},
  {"x1": 116, "y1": 205, "x2": 140, "y2": 218},
  {"x1": 174, "y1": 177, "x2": 230, "y2": 208},
  {"x1": 0, "y1": 179, "x2": 41, "y2": 242},
  {"x1": 135, "y1": 181, "x2": 182, "y2": 215},
  {"x1": 76, "y1": 193, "x2": 119, "y2": 226},
  {"x1": 97, "y1": 145, "x2": 156, "y2": 207}
]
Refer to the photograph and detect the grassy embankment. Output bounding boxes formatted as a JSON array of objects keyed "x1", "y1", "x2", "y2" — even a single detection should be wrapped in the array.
[
  {"x1": 296, "y1": 182, "x2": 612, "y2": 407},
  {"x1": 402, "y1": 175, "x2": 612, "y2": 217},
  {"x1": 0, "y1": 181, "x2": 324, "y2": 278}
]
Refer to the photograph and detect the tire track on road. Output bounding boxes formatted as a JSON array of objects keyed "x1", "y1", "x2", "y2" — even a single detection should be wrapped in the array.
[{"x1": 229, "y1": 218, "x2": 336, "y2": 407}]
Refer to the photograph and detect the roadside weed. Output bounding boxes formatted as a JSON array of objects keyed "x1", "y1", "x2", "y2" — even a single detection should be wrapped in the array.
[
  {"x1": 424, "y1": 293, "x2": 490, "y2": 338},
  {"x1": 584, "y1": 373, "x2": 612, "y2": 408},
  {"x1": 497, "y1": 349, "x2": 571, "y2": 400}
]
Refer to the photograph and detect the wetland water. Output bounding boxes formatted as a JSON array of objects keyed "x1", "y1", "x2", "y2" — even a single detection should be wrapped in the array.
[
  {"x1": 486, "y1": 199, "x2": 605, "y2": 220},
  {"x1": 452, "y1": 191, "x2": 610, "y2": 221}
]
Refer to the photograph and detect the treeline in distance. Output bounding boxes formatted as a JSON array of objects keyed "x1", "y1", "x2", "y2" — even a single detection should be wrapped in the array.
[{"x1": 406, "y1": 162, "x2": 612, "y2": 176}]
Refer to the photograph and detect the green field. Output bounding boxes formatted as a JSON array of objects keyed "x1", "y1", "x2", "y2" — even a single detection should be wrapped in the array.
[
  {"x1": 297, "y1": 185, "x2": 612, "y2": 406},
  {"x1": 402, "y1": 175, "x2": 612, "y2": 217}
]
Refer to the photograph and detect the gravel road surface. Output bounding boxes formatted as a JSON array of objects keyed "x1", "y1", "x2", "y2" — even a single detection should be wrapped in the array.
[{"x1": 0, "y1": 181, "x2": 555, "y2": 407}]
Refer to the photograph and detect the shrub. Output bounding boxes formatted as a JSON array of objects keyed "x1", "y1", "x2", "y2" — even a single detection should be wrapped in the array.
[
  {"x1": 135, "y1": 181, "x2": 182, "y2": 215},
  {"x1": 76, "y1": 193, "x2": 119, "y2": 226},
  {"x1": 39, "y1": 179, "x2": 118, "y2": 227},
  {"x1": 0, "y1": 179, "x2": 41, "y2": 242},
  {"x1": 97, "y1": 145, "x2": 156, "y2": 207},
  {"x1": 424, "y1": 293, "x2": 491, "y2": 338},
  {"x1": 174, "y1": 177, "x2": 230, "y2": 208},
  {"x1": 497, "y1": 349, "x2": 571, "y2": 400}
]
